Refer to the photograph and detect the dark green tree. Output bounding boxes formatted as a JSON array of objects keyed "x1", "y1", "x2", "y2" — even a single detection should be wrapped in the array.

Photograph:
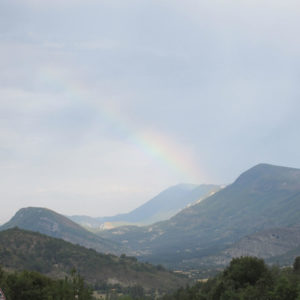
[
  {"x1": 294, "y1": 257, "x2": 300, "y2": 273},
  {"x1": 223, "y1": 256, "x2": 270, "y2": 288}
]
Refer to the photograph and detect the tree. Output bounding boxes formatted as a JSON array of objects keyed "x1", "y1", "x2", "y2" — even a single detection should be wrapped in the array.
[
  {"x1": 294, "y1": 257, "x2": 300, "y2": 273},
  {"x1": 223, "y1": 256, "x2": 270, "y2": 288}
]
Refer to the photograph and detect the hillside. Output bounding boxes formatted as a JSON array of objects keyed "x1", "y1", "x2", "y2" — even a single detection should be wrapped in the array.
[
  {"x1": 99, "y1": 164, "x2": 300, "y2": 269},
  {"x1": 0, "y1": 228, "x2": 188, "y2": 293},
  {"x1": 70, "y1": 183, "x2": 220, "y2": 228},
  {"x1": 223, "y1": 227, "x2": 300, "y2": 261},
  {"x1": 198, "y1": 226, "x2": 300, "y2": 268},
  {"x1": 0, "y1": 207, "x2": 122, "y2": 255}
]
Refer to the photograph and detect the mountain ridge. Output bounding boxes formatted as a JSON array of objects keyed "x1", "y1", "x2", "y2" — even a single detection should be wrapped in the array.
[
  {"x1": 0, "y1": 207, "x2": 123, "y2": 255},
  {"x1": 70, "y1": 183, "x2": 221, "y2": 228},
  {"x1": 3, "y1": 163, "x2": 300, "y2": 273},
  {"x1": 99, "y1": 163, "x2": 300, "y2": 269}
]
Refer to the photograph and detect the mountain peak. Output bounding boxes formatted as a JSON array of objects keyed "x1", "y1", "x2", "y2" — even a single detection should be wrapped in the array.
[
  {"x1": 15, "y1": 206, "x2": 54, "y2": 216},
  {"x1": 234, "y1": 163, "x2": 300, "y2": 187}
]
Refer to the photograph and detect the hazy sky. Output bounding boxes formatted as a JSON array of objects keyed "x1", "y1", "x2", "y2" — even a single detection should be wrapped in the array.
[{"x1": 1, "y1": 0, "x2": 300, "y2": 223}]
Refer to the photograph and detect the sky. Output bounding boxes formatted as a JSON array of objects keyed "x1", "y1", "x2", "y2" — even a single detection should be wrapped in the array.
[{"x1": 1, "y1": 0, "x2": 300, "y2": 224}]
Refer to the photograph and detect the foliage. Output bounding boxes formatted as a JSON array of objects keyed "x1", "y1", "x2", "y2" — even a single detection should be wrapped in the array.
[
  {"x1": 0, "y1": 267, "x2": 94, "y2": 300},
  {"x1": 162, "y1": 256, "x2": 300, "y2": 300},
  {"x1": 223, "y1": 256, "x2": 270, "y2": 288},
  {"x1": 0, "y1": 228, "x2": 187, "y2": 295},
  {"x1": 293, "y1": 257, "x2": 300, "y2": 273}
]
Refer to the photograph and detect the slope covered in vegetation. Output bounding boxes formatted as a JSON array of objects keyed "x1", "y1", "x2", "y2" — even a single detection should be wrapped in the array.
[
  {"x1": 0, "y1": 268, "x2": 93, "y2": 300},
  {"x1": 0, "y1": 228, "x2": 187, "y2": 295},
  {"x1": 0, "y1": 207, "x2": 121, "y2": 255}
]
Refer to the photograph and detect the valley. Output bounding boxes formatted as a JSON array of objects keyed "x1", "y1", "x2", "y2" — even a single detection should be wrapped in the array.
[
  {"x1": 2, "y1": 163, "x2": 300, "y2": 298},
  {"x1": 69, "y1": 183, "x2": 221, "y2": 229},
  {"x1": 98, "y1": 164, "x2": 300, "y2": 271}
]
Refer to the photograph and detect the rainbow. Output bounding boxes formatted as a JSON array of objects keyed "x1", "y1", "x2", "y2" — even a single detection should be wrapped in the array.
[
  {"x1": 40, "y1": 66, "x2": 203, "y2": 183},
  {"x1": 104, "y1": 106, "x2": 203, "y2": 183}
]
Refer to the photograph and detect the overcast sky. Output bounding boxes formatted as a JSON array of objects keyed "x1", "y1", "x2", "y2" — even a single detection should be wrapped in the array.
[{"x1": 1, "y1": 0, "x2": 300, "y2": 223}]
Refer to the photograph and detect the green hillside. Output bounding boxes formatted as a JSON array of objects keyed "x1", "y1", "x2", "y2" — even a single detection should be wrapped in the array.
[
  {"x1": 0, "y1": 207, "x2": 122, "y2": 255},
  {"x1": 0, "y1": 228, "x2": 187, "y2": 294},
  {"x1": 100, "y1": 164, "x2": 300, "y2": 269}
]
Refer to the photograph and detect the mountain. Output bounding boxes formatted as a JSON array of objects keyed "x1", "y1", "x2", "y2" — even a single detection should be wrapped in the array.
[
  {"x1": 99, "y1": 164, "x2": 300, "y2": 269},
  {"x1": 199, "y1": 226, "x2": 300, "y2": 268},
  {"x1": 0, "y1": 227, "x2": 188, "y2": 293},
  {"x1": 223, "y1": 227, "x2": 300, "y2": 261},
  {"x1": 70, "y1": 183, "x2": 221, "y2": 229},
  {"x1": 0, "y1": 207, "x2": 122, "y2": 255}
]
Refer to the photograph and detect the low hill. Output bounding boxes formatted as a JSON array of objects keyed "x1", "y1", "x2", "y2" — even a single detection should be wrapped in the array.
[
  {"x1": 99, "y1": 164, "x2": 300, "y2": 269},
  {"x1": 0, "y1": 207, "x2": 122, "y2": 255},
  {"x1": 198, "y1": 226, "x2": 300, "y2": 268},
  {"x1": 223, "y1": 227, "x2": 300, "y2": 261},
  {"x1": 70, "y1": 183, "x2": 220, "y2": 228},
  {"x1": 0, "y1": 228, "x2": 188, "y2": 293}
]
